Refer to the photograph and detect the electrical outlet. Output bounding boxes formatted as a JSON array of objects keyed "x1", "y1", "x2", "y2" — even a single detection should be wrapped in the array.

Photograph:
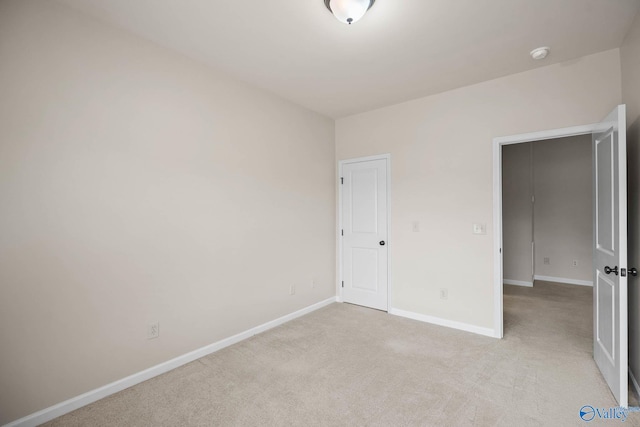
[
  {"x1": 440, "y1": 288, "x2": 448, "y2": 300},
  {"x1": 147, "y1": 322, "x2": 159, "y2": 340},
  {"x1": 572, "y1": 259, "x2": 578, "y2": 267},
  {"x1": 290, "y1": 284, "x2": 296, "y2": 295},
  {"x1": 544, "y1": 257, "x2": 550, "y2": 265}
]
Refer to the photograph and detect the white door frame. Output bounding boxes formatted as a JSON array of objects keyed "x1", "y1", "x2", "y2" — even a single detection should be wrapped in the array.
[
  {"x1": 493, "y1": 124, "x2": 598, "y2": 338},
  {"x1": 338, "y1": 153, "x2": 392, "y2": 311}
]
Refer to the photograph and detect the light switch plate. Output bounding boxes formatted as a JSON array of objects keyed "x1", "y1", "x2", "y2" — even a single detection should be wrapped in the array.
[{"x1": 472, "y1": 223, "x2": 486, "y2": 235}]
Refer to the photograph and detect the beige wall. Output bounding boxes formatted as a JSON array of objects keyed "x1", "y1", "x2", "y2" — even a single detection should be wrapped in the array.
[
  {"x1": 622, "y1": 11, "x2": 640, "y2": 384},
  {"x1": 533, "y1": 136, "x2": 592, "y2": 282},
  {"x1": 0, "y1": 1, "x2": 335, "y2": 424},
  {"x1": 336, "y1": 49, "x2": 622, "y2": 329},
  {"x1": 502, "y1": 143, "x2": 533, "y2": 284}
]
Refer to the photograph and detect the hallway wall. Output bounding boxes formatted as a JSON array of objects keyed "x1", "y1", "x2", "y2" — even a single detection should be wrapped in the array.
[
  {"x1": 502, "y1": 136, "x2": 593, "y2": 286},
  {"x1": 533, "y1": 136, "x2": 593, "y2": 283},
  {"x1": 502, "y1": 144, "x2": 533, "y2": 284}
]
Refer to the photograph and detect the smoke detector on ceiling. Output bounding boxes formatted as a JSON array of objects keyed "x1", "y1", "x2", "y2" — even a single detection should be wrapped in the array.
[{"x1": 530, "y1": 47, "x2": 550, "y2": 60}]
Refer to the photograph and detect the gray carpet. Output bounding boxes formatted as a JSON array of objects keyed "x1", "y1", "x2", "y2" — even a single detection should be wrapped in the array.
[{"x1": 45, "y1": 281, "x2": 640, "y2": 426}]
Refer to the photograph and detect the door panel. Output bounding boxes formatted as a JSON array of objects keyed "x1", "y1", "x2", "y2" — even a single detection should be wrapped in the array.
[
  {"x1": 593, "y1": 104, "x2": 627, "y2": 407},
  {"x1": 596, "y1": 272, "x2": 615, "y2": 363},
  {"x1": 341, "y1": 158, "x2": 388, "y2": 311},
  {"x1": 351, "y1": 169, "x2": 379, "y2": 233},
  {"x1": 596, "y1": 133, "x2": 615, "y2": 254},
  {"x1": 351, "y1": 247, "x2": 378, "y2": 291}
]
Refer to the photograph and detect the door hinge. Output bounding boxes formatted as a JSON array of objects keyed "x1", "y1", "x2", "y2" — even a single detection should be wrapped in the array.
[
  {"x1": 532, "y1": 195, "x2": 535, "y2": 203},
  {"x1": 341, "y1": 177, "x2": 344, "y2": 184},
  {"x1": 341, "y1": 229, "x2": 344, "y2": 236},
  {"x1": 341, "y1": 281, "x2": 344, "y2": 288}
]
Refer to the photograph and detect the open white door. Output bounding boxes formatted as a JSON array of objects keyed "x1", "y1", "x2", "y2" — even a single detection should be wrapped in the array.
[
  {"x1": 593, "y1": 104, "x2": 627, "y2": 407},
  {"x1": 340, "y1": 157, "x2": 389, "y2": 311}
]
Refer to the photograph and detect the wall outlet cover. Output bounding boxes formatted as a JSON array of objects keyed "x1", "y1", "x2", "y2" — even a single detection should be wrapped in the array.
[{"x1": 147, "y1": 322, "x2": 159, "y2": 340}]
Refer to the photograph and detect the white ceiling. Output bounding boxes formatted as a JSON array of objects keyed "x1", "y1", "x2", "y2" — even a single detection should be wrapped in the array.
[{"x1": 58, "y1": 0, "x2": 640, "y2": 118}]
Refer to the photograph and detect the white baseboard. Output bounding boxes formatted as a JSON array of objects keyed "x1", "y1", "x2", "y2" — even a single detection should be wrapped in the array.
[
  {"x1": 389, "y1": 308, "x2": 496, "y2": 338},
  {"x1": 534, "y1": 275, "x2": 593, "y2": 287},
  {"x1": 503, "y1": 279, "x2": 533, "y2": 287},
  {"x1": 630, "y1": 368, "x2": 640, "y2": 400},
  {"x1": 5, "y1": 297, "x2": 337, "y2": 427}
]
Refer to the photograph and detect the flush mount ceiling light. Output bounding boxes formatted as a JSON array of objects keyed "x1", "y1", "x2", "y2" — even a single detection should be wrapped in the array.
[
  {"x1": 324, "y1": 0, "x2": 376, "y2": 25},
  {"x1": 530, "y1": 47, "x2": 550, "y2": 60}
]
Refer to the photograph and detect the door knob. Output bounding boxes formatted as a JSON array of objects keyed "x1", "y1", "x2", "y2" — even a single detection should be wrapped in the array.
[
  {"x1": 379, "y1": 241, "x2": 386, "y2": 246},
  {"x1": 630, "y1": 268, "x2": 638, "y2": 277},
  {"x1": 604, "y1": 266, "x2": 619, "y2": 276}
]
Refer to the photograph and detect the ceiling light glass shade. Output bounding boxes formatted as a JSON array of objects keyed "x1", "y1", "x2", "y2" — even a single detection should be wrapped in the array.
[{"x1": 325, "y1": 0, "x2": 375, "y2": 25}]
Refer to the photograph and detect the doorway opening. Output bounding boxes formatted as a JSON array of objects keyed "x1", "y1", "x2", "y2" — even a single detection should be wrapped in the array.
[
  {"x1": 493, "y1": 124, "x2": 599, "y2": 337},
  {"x1": 501, "y1": 135, "x2": 594, "y2": 383}
]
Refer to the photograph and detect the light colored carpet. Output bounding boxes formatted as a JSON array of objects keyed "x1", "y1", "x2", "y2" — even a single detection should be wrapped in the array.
[{"x1": 45, "y1": 281, "x2": 640, "y2": 426}]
